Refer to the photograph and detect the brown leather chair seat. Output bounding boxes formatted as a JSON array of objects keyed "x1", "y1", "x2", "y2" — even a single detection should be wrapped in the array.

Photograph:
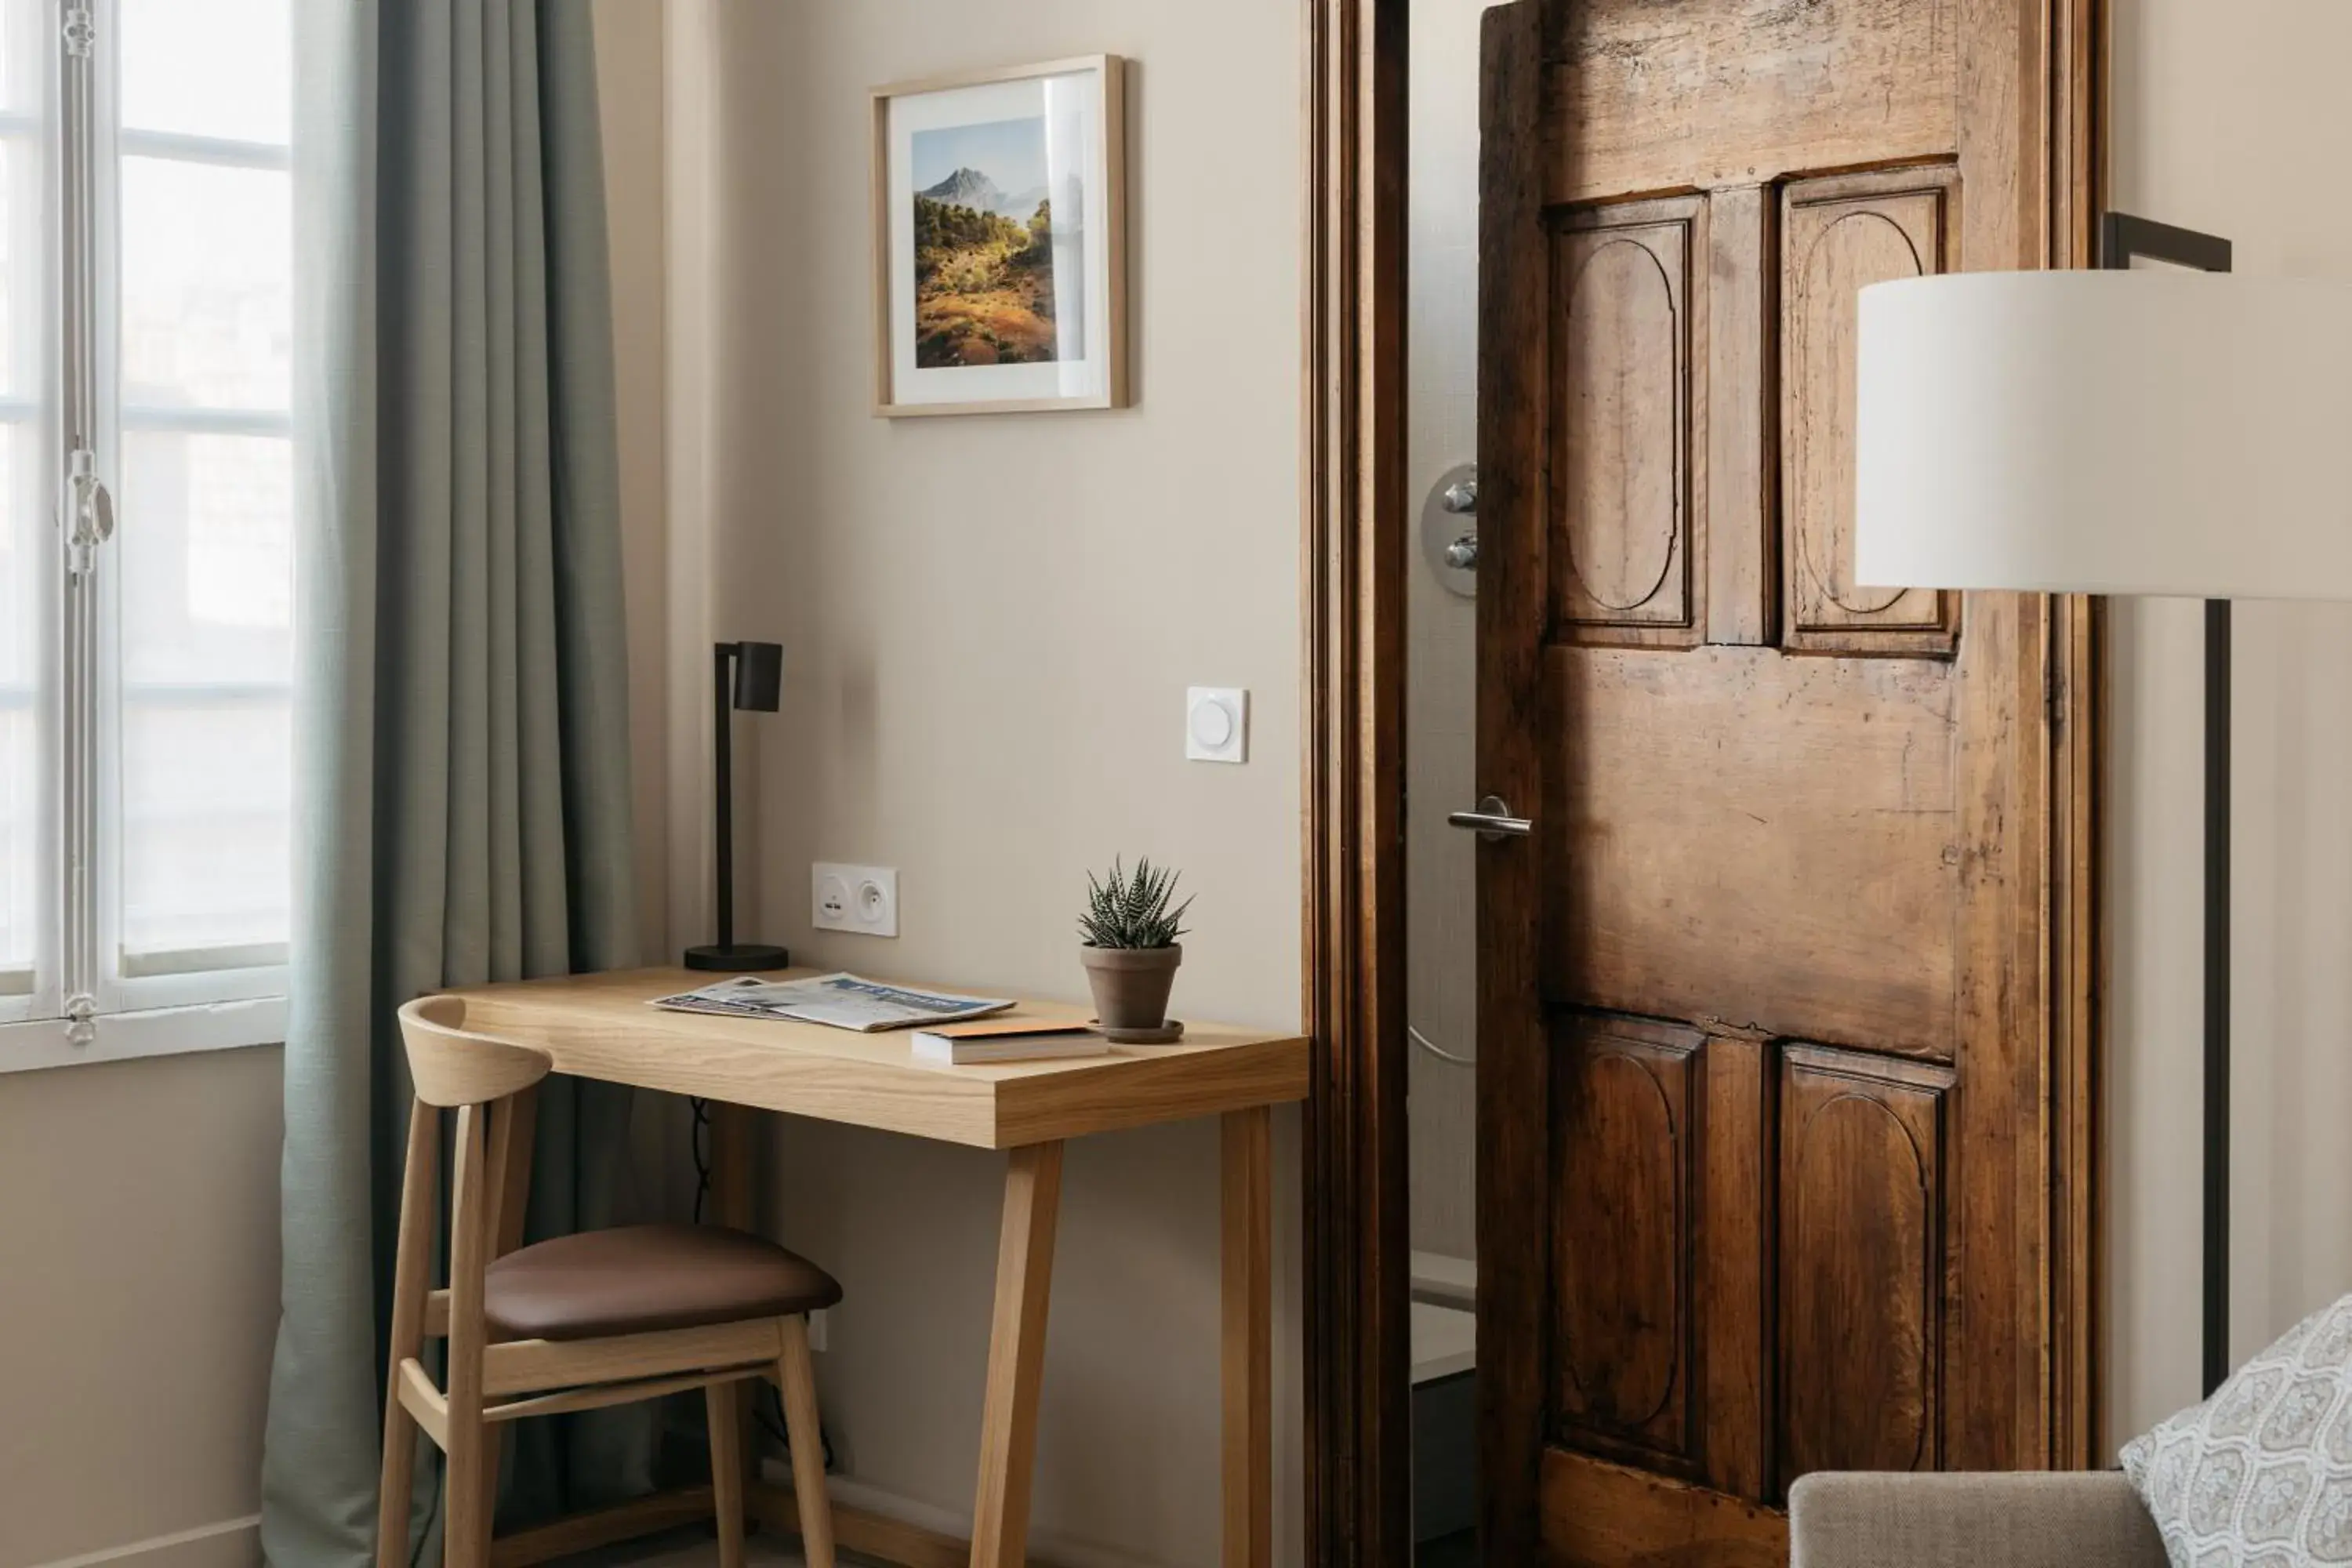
[{"x1": 485, "y1": 1224, "x2": 844, "y2": 1342}]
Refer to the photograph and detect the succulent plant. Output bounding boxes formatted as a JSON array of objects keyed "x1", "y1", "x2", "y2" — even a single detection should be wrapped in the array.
[{"x1": 1077, "y1": 857, "x2": 1192, "y2": 949}]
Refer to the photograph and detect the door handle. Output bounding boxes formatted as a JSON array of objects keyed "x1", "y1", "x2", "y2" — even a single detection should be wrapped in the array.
[{"x1": 1446, "y1": 795, "x2": 1531, "y2": 841}]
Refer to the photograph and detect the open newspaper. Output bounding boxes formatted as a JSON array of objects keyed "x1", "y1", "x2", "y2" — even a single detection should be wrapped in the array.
[{"x1": 651, "y1": 973, "x2": 1014, "y2": 1033}]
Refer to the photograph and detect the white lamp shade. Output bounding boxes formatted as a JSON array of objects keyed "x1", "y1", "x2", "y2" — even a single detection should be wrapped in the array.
[{"x1": 1856, "y1": 271, "x2": 2352, "y2": 601}]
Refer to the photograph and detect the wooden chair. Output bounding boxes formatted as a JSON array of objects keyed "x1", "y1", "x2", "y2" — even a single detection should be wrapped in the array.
[{"x1": 376, "y1": 996, "x2": 840, "y2": 1568}]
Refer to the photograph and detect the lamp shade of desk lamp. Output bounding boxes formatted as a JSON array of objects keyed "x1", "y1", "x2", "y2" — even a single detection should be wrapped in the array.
[{"x1": 1853, "y1": 256, "x2": 2352, "y2": 1399}]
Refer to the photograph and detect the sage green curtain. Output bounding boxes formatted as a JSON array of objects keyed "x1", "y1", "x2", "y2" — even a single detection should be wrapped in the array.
[{"x1": 261, "y1": 5, "x2": 645, "y2": 1565}]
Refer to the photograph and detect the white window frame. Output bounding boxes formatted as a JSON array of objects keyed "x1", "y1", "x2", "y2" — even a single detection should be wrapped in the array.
[{"x1": 0, "y1": 0, "x2": 291, "y2": 1072}]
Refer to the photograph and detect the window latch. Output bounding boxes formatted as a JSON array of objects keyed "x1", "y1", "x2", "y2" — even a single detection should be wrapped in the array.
[{"x1": 67, "y1": 448, "x2": 113, "y2": 575}]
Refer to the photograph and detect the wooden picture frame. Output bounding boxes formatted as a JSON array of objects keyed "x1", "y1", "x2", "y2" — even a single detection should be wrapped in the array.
[{"x1": 870, "y1": 55, "x2": 1130, "y2": 418}]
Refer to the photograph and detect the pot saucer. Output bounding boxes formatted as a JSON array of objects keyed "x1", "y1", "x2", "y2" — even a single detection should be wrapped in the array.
[{"x1": 1093, "y1": 1018, "x2": 1185, "y2": 1045}]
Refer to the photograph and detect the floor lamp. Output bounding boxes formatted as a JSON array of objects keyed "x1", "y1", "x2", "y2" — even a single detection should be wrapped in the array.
[{"x1": 1854, "y1": 220, "x2": 2352, "y2": 1398}]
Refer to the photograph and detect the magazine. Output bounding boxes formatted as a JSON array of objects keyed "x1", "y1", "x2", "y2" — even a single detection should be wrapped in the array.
[{"x1": 650, "y1": 973, "x2": 1015, "y2": 1033}]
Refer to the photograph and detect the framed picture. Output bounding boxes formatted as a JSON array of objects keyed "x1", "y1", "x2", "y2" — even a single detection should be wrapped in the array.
[{"x1": 871, "y1": 55, "x2": 1128, "y2": 417}]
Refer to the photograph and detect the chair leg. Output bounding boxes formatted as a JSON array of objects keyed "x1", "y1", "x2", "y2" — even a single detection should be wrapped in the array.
[
  {"x1": 379, "y1": 1101, "x2": 440, "y2": 1568},
  {"x1": 775, "y1": 1316, "x2": 836, "y2": 1568},
  {"x1": 480, "y1": 1423, "x2": 506, "y2": 1549},
  {"x1": 376, "y1": 1376, "x2": 419, "y2": 1568},
  {"x1": 706, "y1": 1379, "x2": 747, "y2": 1568},
  {"x1": 444, "y1": 1412, "x2": 488, "y2": 1568}
]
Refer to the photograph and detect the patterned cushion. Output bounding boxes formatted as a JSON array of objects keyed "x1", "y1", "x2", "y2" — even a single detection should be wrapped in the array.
[{"x1": 2122, "y1": 1292, "x2": 2352, "y2": 1565}]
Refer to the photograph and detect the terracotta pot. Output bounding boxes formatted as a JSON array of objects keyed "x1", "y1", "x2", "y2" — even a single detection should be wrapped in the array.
[{"x1": 1079, "y1": 943, "x2": 1183, "y2": 1032}]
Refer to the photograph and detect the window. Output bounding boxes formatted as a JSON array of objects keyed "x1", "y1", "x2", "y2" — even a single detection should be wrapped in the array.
[{"x1": 1, "y1": 0, "x2": 292, "y2": 1066}]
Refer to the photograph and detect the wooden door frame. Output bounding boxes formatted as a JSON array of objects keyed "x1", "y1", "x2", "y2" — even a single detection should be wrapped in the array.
[
  {"x1": 1301, "y1": 0, "x2": 1410, "y2": 1563},
  {"x1": 1298, "y1": 2, "x2": 2107, "y2": 1563}
]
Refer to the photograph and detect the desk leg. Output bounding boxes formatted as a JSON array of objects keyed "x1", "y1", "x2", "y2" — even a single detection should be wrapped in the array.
[
  {"x1": 1221, "y1": 1107, "x2": 1272, "y2": 1568},
  {"x1": 971, "y1": 1141, "x2": 1064, "y2": 1568}
]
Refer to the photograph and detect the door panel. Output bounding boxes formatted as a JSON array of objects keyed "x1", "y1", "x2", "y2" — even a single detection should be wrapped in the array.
[
  {"x1": 1781, "y1": 168, "x2": 1962, "y2": 655},
  {"x1": 1539, "y1": 1450, "x2": 1786, "y2": 1568},
  {"x1": 1544, "y1": 644, "x2": 1960, "y2": 1056},
  {"x1": 1554, "y1": 200, "x2": 1705, "y2": 646},
  {"x1": 1477, "y1": 1, "x2": 2094, "y2": 1562},
  {"x1": 1548, "y1": 0, "x2": 1960, "y2": 203},
  {"x1": 1777, "y1": 1044, "x2": 1952, "y2": 1488},
  {"x1": 1551, "y1": 1014, "x2": 1700, "y2": 1469}
]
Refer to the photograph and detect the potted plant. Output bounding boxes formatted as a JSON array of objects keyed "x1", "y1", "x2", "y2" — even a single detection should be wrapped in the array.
[{"x1": 1077, "y1": 858, "x2": 1192, "y2": 1040}]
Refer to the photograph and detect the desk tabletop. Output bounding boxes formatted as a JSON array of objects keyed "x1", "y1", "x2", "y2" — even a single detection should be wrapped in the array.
[{"x1": 440, "y1": 967, "x2": 1310, "y2": 1150}]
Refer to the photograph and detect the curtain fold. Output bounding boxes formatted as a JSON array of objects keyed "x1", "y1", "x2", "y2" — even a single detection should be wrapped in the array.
[{"x1": 263, "y1": 5, "x2": 644, "y2": 1565}]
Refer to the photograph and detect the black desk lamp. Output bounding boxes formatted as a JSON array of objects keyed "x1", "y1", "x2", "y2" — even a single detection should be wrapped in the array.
[{"x1": 684, "y1": 640, "x2": 790, "y2": 972}]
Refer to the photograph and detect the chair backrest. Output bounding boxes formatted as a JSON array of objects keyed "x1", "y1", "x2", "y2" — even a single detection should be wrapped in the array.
[
  {"x1": 390, "y1": 997, "x2": 552, "y2": 1394},
  {"x1": 397, "y1": 995, "x2": 554, "y2": 1107}
]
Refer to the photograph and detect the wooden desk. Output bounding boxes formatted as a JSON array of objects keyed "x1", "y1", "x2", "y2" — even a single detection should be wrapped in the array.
[{"x1": 445, "y1": 967, "x2": 1308, "y2": 1568}]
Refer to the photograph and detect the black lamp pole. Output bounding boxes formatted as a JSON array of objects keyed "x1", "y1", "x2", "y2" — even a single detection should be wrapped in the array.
[
  {"x1": 684, "y1": 640, "x2": 790, "y2": 973},
  {"x1": 2102, "y1": 212, "x2": 2236, "y2": 1396}
]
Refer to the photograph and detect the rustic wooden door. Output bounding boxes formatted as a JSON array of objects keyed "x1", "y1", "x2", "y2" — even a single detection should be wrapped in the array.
[{"x1": 1472, "y1": 1, "x2": 2099, "y2": 1562}]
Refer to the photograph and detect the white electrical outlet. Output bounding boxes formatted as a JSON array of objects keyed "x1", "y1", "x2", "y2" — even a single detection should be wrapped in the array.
[
  {"x1": 812, "y1": 863, "x2": 898, "y2": 937},
  {"x1": 806, "y1": 1308, "x2": 829, "y2": 1353}
]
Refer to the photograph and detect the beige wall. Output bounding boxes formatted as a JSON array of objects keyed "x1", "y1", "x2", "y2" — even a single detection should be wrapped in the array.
[
  {"x1": 662, "y1": 2, "x2": 1306, "y2": 1562},
  {"x1": 2107, "y1": 0, "x2": 2352, "y2": 1447},
  {"x1": 0, "y1": 1047, "x2": 281, "y2": 1568}
]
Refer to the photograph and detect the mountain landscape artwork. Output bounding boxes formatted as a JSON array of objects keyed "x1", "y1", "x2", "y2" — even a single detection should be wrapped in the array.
[
  {"x1": 910, "y1": 114, "x2": 1073, "y2": 368},
  {"x1": 875, "y1": 56, "x2": 1123, "y2": 415}
]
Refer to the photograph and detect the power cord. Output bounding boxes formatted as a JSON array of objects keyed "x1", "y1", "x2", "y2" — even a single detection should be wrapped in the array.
[
  {"x1": 691, "y1": 1097, "x2": 712, "y2": 1223},
  {"x1": 1409, "y1": 1023, "x2": 1477, "y2": 1067},
  {"x1": 689, "y1": 1094, "x2": 804, "y2": 1454}
]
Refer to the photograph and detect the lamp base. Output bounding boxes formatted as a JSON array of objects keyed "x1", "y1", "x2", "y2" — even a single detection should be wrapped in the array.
[{"x1": 682, "y1": 942, "x2": 792, "y2": 973}]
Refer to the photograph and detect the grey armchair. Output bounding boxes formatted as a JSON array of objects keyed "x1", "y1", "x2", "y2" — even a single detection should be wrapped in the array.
[{"x1": 1788, "y1": 1472, "x2": 2166, "y2": 1568}]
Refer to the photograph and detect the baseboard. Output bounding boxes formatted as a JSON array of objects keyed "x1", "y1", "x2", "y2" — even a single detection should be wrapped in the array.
[
  {"x1": 757, "y1": 1457, "x2": 1163, "y2": 1568},
  {"x1": 1409, "y1": 1248, "x2": 1475, "y2": 1309},
  {"x1": 26, "y1": 1515, "x2": 261, "y2": 1568}
]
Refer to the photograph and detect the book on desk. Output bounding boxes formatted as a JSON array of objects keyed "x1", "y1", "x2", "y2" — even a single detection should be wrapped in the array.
[{"x1": 911, "y1": 1017, "x2": 1111, "y2": 1065}]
